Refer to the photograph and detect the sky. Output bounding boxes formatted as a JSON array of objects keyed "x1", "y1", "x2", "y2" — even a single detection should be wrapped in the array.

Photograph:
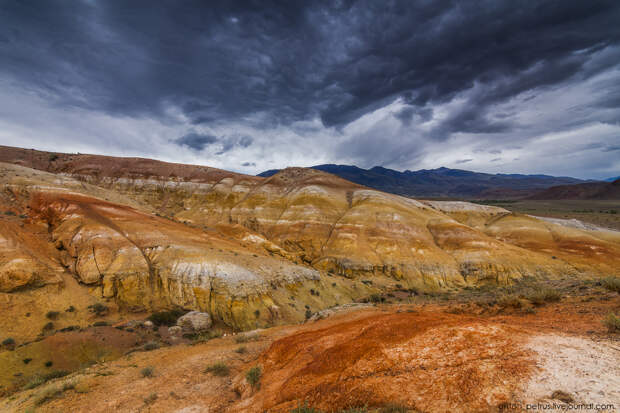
[{"x1": 1, "y1": 1, "x2": 619, "y2": 179}]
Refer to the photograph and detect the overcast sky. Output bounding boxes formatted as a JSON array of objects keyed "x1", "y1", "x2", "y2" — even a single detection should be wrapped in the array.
[{"x1": 1, "y1": 1, "x2": 619, "y2": 179}]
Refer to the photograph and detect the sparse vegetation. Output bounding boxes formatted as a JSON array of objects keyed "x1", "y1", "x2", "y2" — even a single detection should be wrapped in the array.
[
  {"x1": 603, "y1": 313, "x2": 620, "y2": 333},
  {"x1": 235, "y1": 333, "x2": 258, "y2": 343},
  {"x1": 527, "y1": 289, "x2": 562, "y2": 306},
  {"x1": 141, "y1": 366, "x2": 154, "y2": 378},
  {"x1": 23, "y1": 370, "x2": 69, "y2": 390},
  {"x1": 48, "y1": 153, "x2": 59, "y2": 162},
  {"x1": 204, "y1": 362, "x2": 230, "y2": 376},
  {"x1": 369, "y1": 293, "x2": 385, "y2": 304},
  {"x1": 88, "y1": 302, "x2": 109, "y2": 316},
  {"x1": 147, "y1": 309, "x2": 186, "y2": 326},
  {"x1": 497, "y1": 295, "x2": 522, "y2": 309},
  {"x1": 235, "y1": 346, "x2": 247, "y2": 354},
  {"x1": 142, "y1": 341, "x2": 160, "y2": 351},
  {"x1": 34, "y1": 386, "x2": 62, "y2": 406},
  {"x1": 602, "y1": 276, "x2": 620, "y2": 293},
  {"x1": 379, "y1": 404, "x2": 409, "y2": 413},
  {"x1": 144, "y1": 392, "x2": 158, "y2": 405},
  {"x1": 2, "y1": 337, "x2": 15, "y2": 349},
  {"x1": 188, "y1": 329, "x2": 223, "y2": 343},
  {"x1": 290, "y1": 402, "x2": 323, "y2": 412},
  {"x1": 42, "y1": 321, "x2": 54, "y2": 333},
  {"x1": 246, "y1": 366, "x2": 262, "y2": 389},
  {"x1": 65, "y1": 305, "x2": 76, "y2": 312},
  {"x1": 46, "y1": 311, "x2": 60, "y2": 320},
  {"x1": 93, "y1": 321, "x2": 109, "y2": 327}
]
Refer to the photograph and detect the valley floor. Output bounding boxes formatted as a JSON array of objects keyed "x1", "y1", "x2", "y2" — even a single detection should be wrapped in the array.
[
  {"x1": 2, "y1": 279, "x2": 618, "y2": 413},
  {"x1": 473, "y1": 199, "x2": 620, "y2": 231}
]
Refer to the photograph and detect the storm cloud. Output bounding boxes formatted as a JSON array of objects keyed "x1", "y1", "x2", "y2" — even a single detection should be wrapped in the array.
[
  {"x1": 1, "y1": 0, "x2": 619, "y2": 178},
  {"x1": 174, "y1": 133, "x2": 218, "y2": 150}
]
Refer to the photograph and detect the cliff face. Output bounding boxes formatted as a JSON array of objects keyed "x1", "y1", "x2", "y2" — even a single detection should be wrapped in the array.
[{"x1": 1, "y1": 147, "x2": 620, "y2": 334}]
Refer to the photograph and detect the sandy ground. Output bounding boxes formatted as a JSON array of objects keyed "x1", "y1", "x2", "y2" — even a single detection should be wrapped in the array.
[{"x1": 523, "y1": 334, "x2": 620, "y2": 407}]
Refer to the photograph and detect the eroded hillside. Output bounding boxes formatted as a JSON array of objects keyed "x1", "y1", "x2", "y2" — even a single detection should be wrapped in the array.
[
  {"x1": 0, "y1": 147, "x2": 619, "y2": 339},
  {"x1": 1, "y1": 148, "x2": 620, "y2": 411}
]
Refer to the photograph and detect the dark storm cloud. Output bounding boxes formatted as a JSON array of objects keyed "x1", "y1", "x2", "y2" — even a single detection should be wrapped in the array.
[
  {"x1": 1, "y1": 0, "x2": 620, "y2": 132},
  {"x1": 174, "y1": 132, "x2": 218, "y2": 150}
]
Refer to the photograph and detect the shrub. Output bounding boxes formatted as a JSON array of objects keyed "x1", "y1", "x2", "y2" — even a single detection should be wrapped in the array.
[
  {"x1": 528, "y1": 289, "x2": 562, "y2": 306},
  {"x1": 142, "y1": 341, "x2": 160, "y2": 351},
  {"x1": 144, "y1": 392, "x2": 158, "y2": 405},
  {"x1": 246, "y1": 366, "x2": 262, "y2": 389},
  {"x1": 189, "y1": 329, "x2": 223, "y2": 343},
  {"x1": 369, "y1": 294, "x2": 385, "y2": 304},
  {"x1": 93, "y1": 321, "x2": 108, "y2": 327},
  {"x1": 497, "y1": 295, "x2": 522, "y2": 309},
  {"x1": 45, "y1": 361, "x2": 53, "y2": 367},
  {"x1": 65, "y1": 306, "x2": 76, "y2": 312},
  {"x1": 602, "y1": 276, "x2": 620, "y2": 293},
  {"x1": 305, "y1": 309, "x2": 313, "y2": 320},
  {"x1": 147, "y1": 309, "x2": 186, "y2": 326},
  {"x1": 234, "y1": 333, "x2": 258, "y2": 343},
  {"x1": 204, "y1": 362, "x2": 230, "y2": 376},
  {"x1": 603, "y1": 313, "x2": 620, "y2": 333},
  {"x1": 23, "y1": 358, "x2": 32, "y2": 364},
  {"x1": 235, "y1": 346, "x2": 247, "y2": 354},
  {"x1": 43, "y1": 370, "x2": 69, "y2": 381},
  {"x1": 42, "y1": 322, "x2": 54, "y2": 332},
  {"x1": 46, "y1": 311, "x2": 60, "y2": 320},
  {"x1": 48, "y1": 154, "x2": 59, "y2": 161},
  {"x1": 141, "y1": 366, "x2": 154, "y2": 378},
  {"x1": 2, "y1": 337, "x2": 15, "y2": 348},
  {"x1": 88, "y1": 303, "x2": 109, "y2": 316}
]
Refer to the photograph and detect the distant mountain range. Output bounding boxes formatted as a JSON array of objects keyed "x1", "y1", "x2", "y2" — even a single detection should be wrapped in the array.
[
  {"x1": 258, "y1": 164, "x2": 595, "y2": 199},
  {"x1": 528, "y1": 178, "x2": 620, "y2": 200}
]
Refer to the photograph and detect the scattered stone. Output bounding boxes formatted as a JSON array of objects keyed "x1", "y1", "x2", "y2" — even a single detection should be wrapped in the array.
[{"x1": 168, "y1": 326, "x2": 183, "y2": 337}]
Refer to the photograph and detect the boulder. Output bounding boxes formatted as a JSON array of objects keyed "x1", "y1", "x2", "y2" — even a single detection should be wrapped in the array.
[{"x1": 176, "y1": 311, "x2": 212, "y2": 332}]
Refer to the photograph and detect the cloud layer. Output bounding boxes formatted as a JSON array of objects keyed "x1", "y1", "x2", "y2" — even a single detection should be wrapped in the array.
[{"x1": 1, "y1": 0, "x2": 619, "y2": 178}]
